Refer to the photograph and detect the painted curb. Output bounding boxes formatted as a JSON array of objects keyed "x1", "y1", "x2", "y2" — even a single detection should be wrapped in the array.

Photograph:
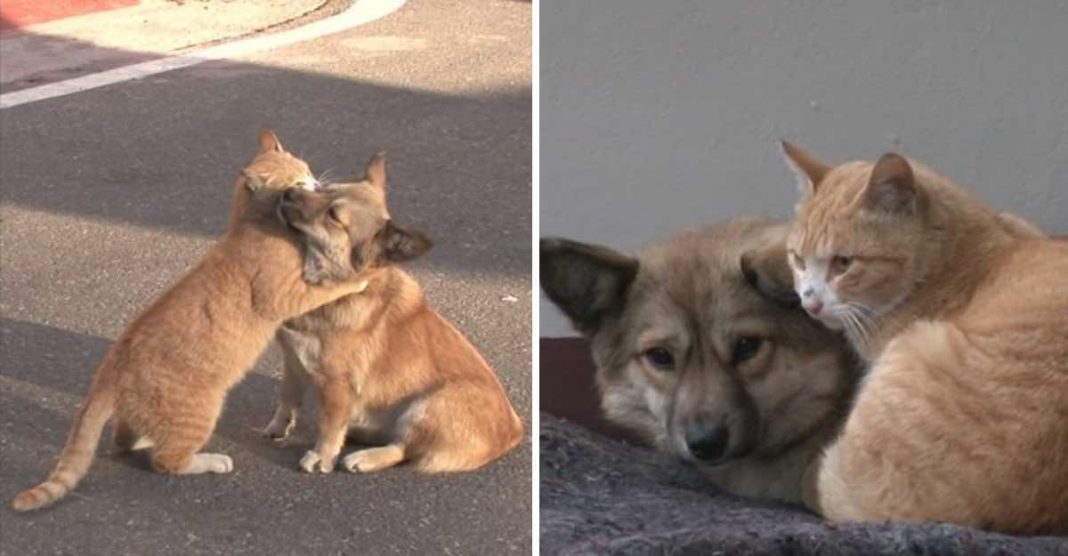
[{"x1": 0, "y1": 0, "x2": 139, "y2": 31}]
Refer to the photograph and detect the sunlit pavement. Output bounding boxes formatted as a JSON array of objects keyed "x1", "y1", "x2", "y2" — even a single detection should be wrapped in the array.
[
  {"x1": 0, "y1": 0, "x2": 532, "y2": 553},
  {"x1": 0, "y1": 0, "x2": 331, "y2": 89}
]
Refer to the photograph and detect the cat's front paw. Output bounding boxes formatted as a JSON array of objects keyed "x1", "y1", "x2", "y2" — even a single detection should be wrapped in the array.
[{"x1": 299, "y1": 450, "x2": 335, "y2": 473}]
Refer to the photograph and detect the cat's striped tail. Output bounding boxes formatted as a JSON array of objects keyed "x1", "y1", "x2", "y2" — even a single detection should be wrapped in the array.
[{"x1": 12, "y1": 376, "x2": 116, "y2": 512}]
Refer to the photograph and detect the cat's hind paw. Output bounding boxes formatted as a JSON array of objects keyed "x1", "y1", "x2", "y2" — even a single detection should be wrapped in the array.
[{"x1": 299, "y1": 450, "x2": 335, "y2": 474}]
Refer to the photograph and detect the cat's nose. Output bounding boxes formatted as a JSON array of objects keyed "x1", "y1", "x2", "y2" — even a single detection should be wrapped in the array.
[
  {"x1": 685, "y1": 423, "x2": 730, "y2": 462},
  {"x1": 802, "y1": 298, "x2": 823, "y2": 316}
]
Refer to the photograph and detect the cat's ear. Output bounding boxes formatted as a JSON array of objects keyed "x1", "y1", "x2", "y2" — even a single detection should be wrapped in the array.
[
  {"x1": 363, "y1": 151, "x2": 387, "y2": 190},
  {"x1": 780, "y1": 140, "x2": 830, "y2": 195},
  {"x1": 740, "y1": 242, "x2": 800, "y2": 308},
  {"x1": 541, "y1": 238, "x2": 638, "y2": 335},
  {"x1": 258, "y1": 129, "x2": 284, "y2": 154},
  {"x1": 373, "y1": 220, "x2": 432, "y2": 263},
  {"x1": 862, "y1": 152, "x2": 916, "y2": 214}
]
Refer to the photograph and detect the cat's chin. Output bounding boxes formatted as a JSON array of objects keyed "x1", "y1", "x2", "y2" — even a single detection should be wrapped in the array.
[{"x1": 818, "y1": 316, "x2": 846, "y2": 331}]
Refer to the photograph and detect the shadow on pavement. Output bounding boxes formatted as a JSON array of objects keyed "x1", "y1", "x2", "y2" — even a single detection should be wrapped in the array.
[
  {"x1": 1, "y1": 17, "x2": 531, "y2": 279},
  {"x1": 1, "y1": 318, "x2": 326, "y2": 470}
]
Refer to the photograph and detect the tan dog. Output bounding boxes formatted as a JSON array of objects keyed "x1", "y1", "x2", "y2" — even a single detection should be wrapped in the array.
[
  {"x1": 783, "y1": 141, "x2": 1068, "y2": 533},
  {"x1": 12, "y1": 131, "x2": 366, "y2": 512},
  {"x1": 540, "y1": 219, "x2": 858, "y2": 503},
  {"x1": 262, "y1": 154, "x2": 524, "y2": 474}
]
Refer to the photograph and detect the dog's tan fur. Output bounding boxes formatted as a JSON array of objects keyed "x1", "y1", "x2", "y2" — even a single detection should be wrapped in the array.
[
  {"x1": 262, "y1": 154, "x2": 523, "y2": 474},
  {"x1": 784, "y1": 142, "x2": 1068, "y2": 533},
  {"x1": 541, "y1": 219, "x2": 858, "y2": 503},
  {"x1": 12, "y1": 131, "x2": 367, "y2": 512}
]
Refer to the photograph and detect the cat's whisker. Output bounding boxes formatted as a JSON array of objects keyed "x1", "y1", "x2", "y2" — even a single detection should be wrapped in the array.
[
  {"x1": 851, "y1": 309, "x2": 876, "y2": 332},
  {"x1": 841, "y1": 315, "x2": 861, "y2": 351},
  {"x1": 316, "y1": 168, "x2": 339, "y2": 189},
  {"x1": 846, "y1": 301, "x2": 878, "y2": 320},
  {"x1": 842, "y1": 312, "x2": 861, "y2": 347},
  {"x1": 845, "y1": 302, "x2": 878, "y2": 331},
  {"x1": 842, "y1": 309, "x2": 871, "y2": 354},
  {"x1": 853, "y1": 308, "x2": 873, "y2": 342}
]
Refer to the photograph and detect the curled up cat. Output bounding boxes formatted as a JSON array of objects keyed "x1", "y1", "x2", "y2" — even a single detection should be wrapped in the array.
[{"x1": 779, "y1": 141, "x2": 1068, "y2": 534}]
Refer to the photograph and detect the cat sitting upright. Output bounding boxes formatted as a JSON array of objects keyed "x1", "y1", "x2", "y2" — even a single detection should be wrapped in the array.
[{"x1": 13, "y1": 131, "x2": 366, "y2": 511}]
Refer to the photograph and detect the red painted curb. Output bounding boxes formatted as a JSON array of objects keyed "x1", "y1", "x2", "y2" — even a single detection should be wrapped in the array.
[{"x1": 0, "y1": 0, "x2": 139, "y2": 31}]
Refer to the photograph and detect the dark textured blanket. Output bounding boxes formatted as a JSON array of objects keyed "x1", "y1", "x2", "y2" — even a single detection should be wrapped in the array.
[{"x1": 540, "y1": 414, "x2": 1068, "y2": 555}]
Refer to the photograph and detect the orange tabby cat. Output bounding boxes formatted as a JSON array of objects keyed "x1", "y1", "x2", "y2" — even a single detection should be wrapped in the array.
[
  {"x1": 12, "y1": 131, "x2": 365, "y2": 512},
  {"x1": 781, "y1": 141, "x2": 1068, "y2": 534}
]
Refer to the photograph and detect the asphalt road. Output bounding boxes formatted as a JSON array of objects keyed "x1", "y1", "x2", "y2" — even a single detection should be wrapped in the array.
[{"x1": 0, "y1": 1, "x2": 532, "y2": 554}]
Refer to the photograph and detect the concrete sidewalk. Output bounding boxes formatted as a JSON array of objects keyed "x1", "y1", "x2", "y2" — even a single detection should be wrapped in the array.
[{"x1": 0, "y1": 0, "x2": 336, "y2": 89}]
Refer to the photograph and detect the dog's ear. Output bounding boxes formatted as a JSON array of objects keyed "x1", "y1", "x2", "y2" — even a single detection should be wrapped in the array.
[
  {"x1": 740, "y1": 241, "x2": 799, "y2": 308},
  {"x1": 373, "y1": 220, "x2": 433, "y2": 264},
  {"x1": 364, "y1": 151, "x2": 387, "y2": 190},
  {"x1": 258, "y1": 129, "x2": 284, "y2": 154},
  {"x1": 541, "y1": 238, "x2": 638, "y2": 335}
]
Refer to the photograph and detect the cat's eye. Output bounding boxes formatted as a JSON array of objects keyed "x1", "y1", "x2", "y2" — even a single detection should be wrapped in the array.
[
  {"x1": 731, "y1": 336, "x2": 763, "y2": 366},
  {"x1": 642, "y1": 347, "x2": 676, "y2": 372},
  {"x1": 831, "y1": 255, "x2": 853, "y2": 273},
  {"x1": 789, "y1": 251, "x2": 806, "y2": 271}
]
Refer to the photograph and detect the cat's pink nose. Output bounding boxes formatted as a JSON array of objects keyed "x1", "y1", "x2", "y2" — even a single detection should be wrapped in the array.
[{"x1": 802, "y1": 299, "x2": 823, "y2": 316}]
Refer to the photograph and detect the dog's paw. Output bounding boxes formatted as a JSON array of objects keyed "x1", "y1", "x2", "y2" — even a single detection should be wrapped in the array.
[
  {"x1": 262, "y1": 417, "x2": 295, "y2": 442},
  {"x1": 341, "y1": 451, "x2": 369, "y2": 473},
  {"x1": 341, "y1": 446, "x2": 404, "y2": 473},
  {"x1": 299, "y1": 450, "x2": 335, "y2": 474}
]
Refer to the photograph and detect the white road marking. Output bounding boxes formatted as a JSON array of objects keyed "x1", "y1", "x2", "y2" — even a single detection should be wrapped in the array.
[{"x1": 0, "y1": 0, "x2": 406, "y2": 110}]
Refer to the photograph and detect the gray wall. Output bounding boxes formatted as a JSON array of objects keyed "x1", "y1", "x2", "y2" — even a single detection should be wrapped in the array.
[{"x1": 540, "y1": 1, "x2": 1068, "y2": 337}]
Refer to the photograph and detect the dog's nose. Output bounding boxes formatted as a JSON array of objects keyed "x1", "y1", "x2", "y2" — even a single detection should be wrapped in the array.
[
  {"x1": 802, "y1": 298, "x2": 823, "y2": 316},
  {"x1": 685, "y1": 423, "x2": 730, "y2": 462}
]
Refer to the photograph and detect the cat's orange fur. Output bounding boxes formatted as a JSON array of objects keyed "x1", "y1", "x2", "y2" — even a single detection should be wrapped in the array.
[
  {"x1": 783, "y1": 141, "x2": 1068, "y2": 534},
  {"x1": 12, "y1": 131, "x2": 364, "y2": 512}
]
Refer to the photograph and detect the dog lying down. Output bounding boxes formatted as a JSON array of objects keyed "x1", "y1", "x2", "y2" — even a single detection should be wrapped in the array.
[{"x1": 541, "y1": 218, "x2": 860, "y2": 503}]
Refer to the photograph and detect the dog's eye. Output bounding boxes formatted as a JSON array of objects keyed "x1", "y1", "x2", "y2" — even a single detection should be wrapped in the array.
[
  {"x1": 731, "y1": 337, "x2": 763, "y2": 365},
  {"x1": 642, "y1": 347, "x2": 675, "y2": 372},
  {"x1": 831, "y1": 255, "x2": 853, "y2": 273},
  {"x1": 327, "y1": 206, "x2": 342, "y2": 223}
]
